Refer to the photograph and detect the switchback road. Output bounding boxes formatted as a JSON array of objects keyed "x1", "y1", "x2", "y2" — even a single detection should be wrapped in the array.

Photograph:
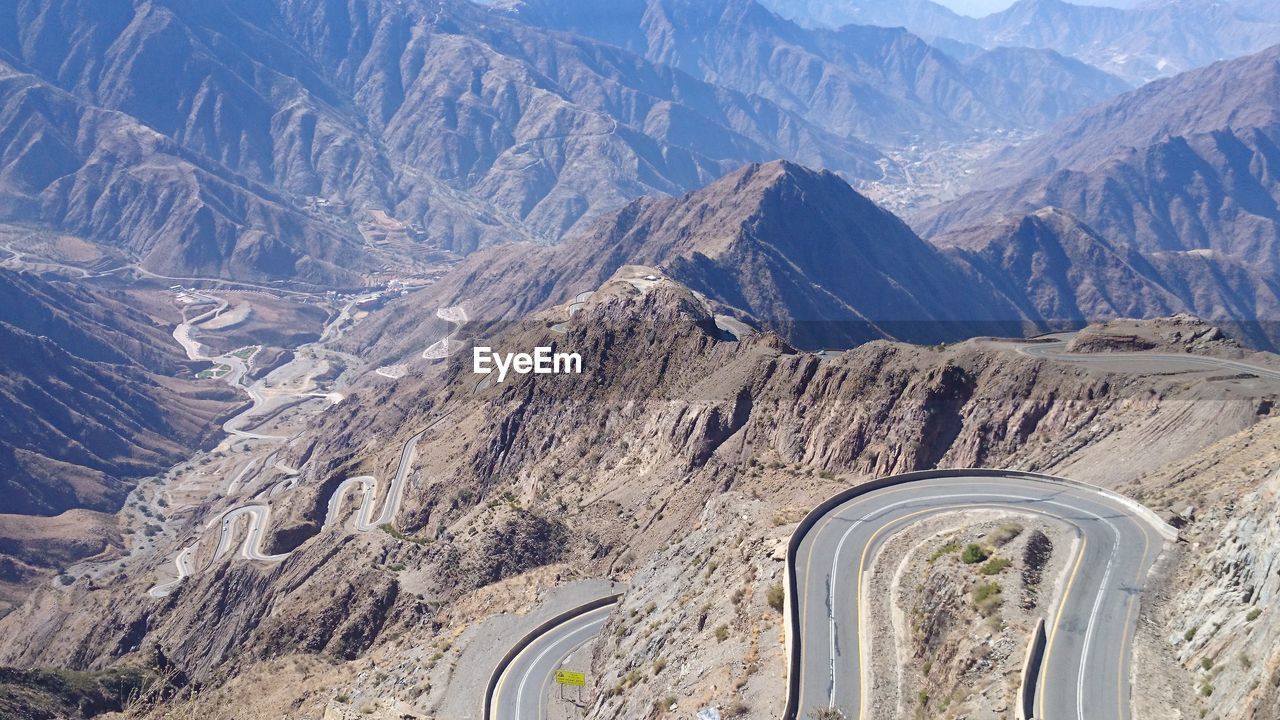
[{"x1": 789, "y1": 471, "x2": 1172, "y2": 720}]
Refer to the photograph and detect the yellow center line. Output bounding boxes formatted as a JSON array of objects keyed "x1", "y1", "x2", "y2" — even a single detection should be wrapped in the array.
[
  {"x1": 1039, "y1": 533, "x2": 1088, "y2": 720},
  {"x1": 797, "y1": 479, "x2": 1102, "y2": 719}
]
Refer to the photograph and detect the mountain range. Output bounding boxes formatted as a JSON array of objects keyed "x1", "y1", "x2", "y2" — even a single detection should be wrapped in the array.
[
  {"x1": 0, "y1": 270, "x2": 235, "y2": 517},
  {"x1": 0, "y1": 0, "x2": 1147, "y2": 284},
  {"x1": 764, "y1": 0, "x2": 1280, "y2": 83},
  {"x1": 505, "y1": 0, "x2": 1131, "y2": 144},
  {"x1": 920, "y1": 45, "x2": 1280, "y2": 329},
  {"x1": 346, "y1": 156, "x2": 1280, "y2": 360},
  {"x1": 0, "y1": 0, "x2": 895, "y2": 282}
]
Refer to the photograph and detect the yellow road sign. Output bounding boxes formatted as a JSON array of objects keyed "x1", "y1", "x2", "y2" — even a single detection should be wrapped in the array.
[{"x1": 555, "y1": 670, "x2": 586, "y2": 687}]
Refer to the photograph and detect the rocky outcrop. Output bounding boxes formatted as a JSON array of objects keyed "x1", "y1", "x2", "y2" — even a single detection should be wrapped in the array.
[{"x1": 1065, "y1": 315, "x2": 1243, "y2": 355}]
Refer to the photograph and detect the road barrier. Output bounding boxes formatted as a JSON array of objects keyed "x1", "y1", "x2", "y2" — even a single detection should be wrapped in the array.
[
  {"x1": 482, "y1": 593, "x2": 622, "y2": 720},
  {"x1": 781, "y1": 467, "x2": 1175, "y2": 720},
  {"x1": 1017, "y1": 618, "x2": 1047, "y2": 720}
]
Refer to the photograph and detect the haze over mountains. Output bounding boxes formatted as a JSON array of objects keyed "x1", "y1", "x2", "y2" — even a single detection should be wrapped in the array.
[
  {"x1": 920, "y1": 45, "x2": 1280, "y2": 344},
  {"x1": 505, "y1": 0, "x2": 1130, "y2": 144},
  {"x1": 763, "y1": 0, "x2": 1280, "y2": 82},
  {"x1": 4, "y1": 1, "x2": 1280, "y2": 718}
]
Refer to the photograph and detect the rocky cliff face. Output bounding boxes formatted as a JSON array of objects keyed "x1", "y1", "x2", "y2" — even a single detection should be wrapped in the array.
[
  {"x1": 1128, "y1": 417, "x2": 1280, "y2": 720},
  {"x1": 2, "y1": 277, "x2": 1271, "y2": 720}
]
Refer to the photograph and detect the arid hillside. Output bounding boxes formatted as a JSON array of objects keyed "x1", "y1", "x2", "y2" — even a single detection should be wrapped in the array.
[{"x1": 2, "y1": 269, "x2": 1276, "y2": 719}]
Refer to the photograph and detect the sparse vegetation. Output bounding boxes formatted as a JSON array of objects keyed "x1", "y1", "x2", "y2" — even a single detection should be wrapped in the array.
[
  {"x1": 928, "y1": 541, "x2": 961, "y2": 562},
  {"x1": 978, "y1": 557, "x2": 1011, "y2": 575},
  {"x1": 988, "y1": 522, "x2": 1024, "y2": 546},
  {"x1": 1200, "y1": 657, "x2": 1213, "y2": 671},
  {"x1": 722, "y1": 700, "x2": 750, "y2": 718},
  {"x1": 1246, "y1": 608, "x2": 1262, "y2": 621},
  {"x1": 1184, "y1": 627, "x2": 1198, "y2": 642},
  {"x1": 809, "y1": 708, "x2": 847, "y2": 720},
  {"x1": 961, "y1": 544, "x2": 989, "y2": 564},
  {"x1": 972, "y1": 581, "x2": 1002, "y2": 616},
  {"x1": 380, "y1": 523, "x2": 431, "y2": 545},
  {"x1": 767, "y1": 582, "x2": 785, "y2": 612},
  {"x1": 714, "y1": 624, "x2": 730, "y2": 642}
]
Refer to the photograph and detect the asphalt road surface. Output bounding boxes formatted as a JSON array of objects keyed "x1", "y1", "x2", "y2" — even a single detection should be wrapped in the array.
[
  {"x1": 489, "y1": 604, "x2": 613, "y2": 720},
  {"x1": 148, "y1": 419, "x2": 437, "y2": 597},
  {"x1": 793, "y1": 473, "x2": 1168, "y2": 720},
  {"x1": 1016, "y1": 334, "x2": 1280, "y2": 382}
]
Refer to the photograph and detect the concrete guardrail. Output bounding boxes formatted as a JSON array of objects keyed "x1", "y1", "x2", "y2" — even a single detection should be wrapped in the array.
[
  {"x1": 1017, "y1": 617, "x2": 1047, "y2": 720},
  {"x1": 482, "y1": 593, "x2": 622, "y2": 720}
]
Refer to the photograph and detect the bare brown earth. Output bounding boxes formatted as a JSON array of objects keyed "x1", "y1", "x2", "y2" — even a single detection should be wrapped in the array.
[
  {"x1": 1065, "y1": 315, "x2": 1243, "y2": 356},
  {"x1": 0, "y1": 272, "x2": 1276, "y2": 719}
]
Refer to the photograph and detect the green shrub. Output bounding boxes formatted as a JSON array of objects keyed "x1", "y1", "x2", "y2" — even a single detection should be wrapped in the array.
[
  {"x1": 978, "y1": 557, "x2": 1011, "y2": 575},
  {"x1": 972, "y1": 581, "x2": 1002, "y2": 616},
  {"x1": 766, "y1": 582, "x2": 785, "y2": 613},
  {"x1": 929, "y1": 541, "x2": 960, "y2": 562},
  {"x1": 961, "y1": 544, "x2": 989, "y2": 564},
  {"x1": 1246, "y1": 608, "x2": 1262, "y2": 621},
  {"x1": 1184, "y1": 627, "x2": 1198, "y2": 642}
]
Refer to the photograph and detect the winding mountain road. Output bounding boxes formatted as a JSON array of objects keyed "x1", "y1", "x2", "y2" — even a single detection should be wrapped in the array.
[
  {"x1": 1015, "y1": 334, "x2": 1280, "y2": 382},
  {"x1": 147, "y1": 418, "x2": 442, "y2": 597},
  {"x1": 487, "y1": 600, "x2": 619, "y2": 720},
  {"x1": 789, "y1": 471, "x2": 1172, "y2": 720}
]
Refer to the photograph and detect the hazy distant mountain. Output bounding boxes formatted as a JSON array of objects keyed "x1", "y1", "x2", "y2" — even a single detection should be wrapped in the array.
[
  {"x1": 921, "y1": 46, "x2": 1280, "y2": 271},
  {"x1": 0, "y1": 271, "x2": 234, "y2": 516},
  {"x1": 0, "y1": 0, "x2": 883, "y2": 281},
  {"x1": 0, "y1": 63, "x2": 372, "y2": 286},
  {"x1": 506, "y1": 0, "x2": 1131, "y2": 144},
  {"x1": 937, "y1": 207, "x2": 1280, "y2": 348},
  {"x1": 352, "y1": 154, "x2": 1280, "y2": 361},
  {"x1": 342, "y1": 160, "x2": 1039, "y2": 358},
  {"x1": 763, "y1": 0, "x2": 1280, "y2": 82}
]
